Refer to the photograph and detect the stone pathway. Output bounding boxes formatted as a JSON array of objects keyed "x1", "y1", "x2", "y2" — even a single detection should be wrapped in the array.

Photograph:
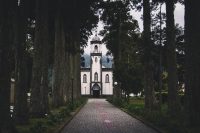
[{"x1": 61, "y1": 99, "x2": 157, "y2": 133}]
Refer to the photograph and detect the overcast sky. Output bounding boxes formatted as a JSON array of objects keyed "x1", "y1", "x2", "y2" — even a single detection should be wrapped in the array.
[{"x1": 84, "y1": 3, "x2": 184, "y2": 55}]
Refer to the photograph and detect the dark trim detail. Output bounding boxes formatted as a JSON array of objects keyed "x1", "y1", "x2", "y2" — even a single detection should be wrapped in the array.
[
  {"x1": 91, "y1": 81, "x2": 101, "y2": 84},
  {"x1": 91, "y1": 53, "x2": 102, "y2": 56},
  {"x1": 94, "y1": 72, "x2": 98, "y2": 82},
  {"x1": 81, "y1": 68, "x2": 90, "y2": 71},
  {"x1": 102, "y1": 68, "x2": 113, "y2": 71},
  {"x1": 91, "y1": 40, "x2": 102, "y2": 44}
]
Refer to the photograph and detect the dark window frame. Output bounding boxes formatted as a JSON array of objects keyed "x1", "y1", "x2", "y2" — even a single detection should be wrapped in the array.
[
  {"x1": 105, "y1": 74, "x2": 109, "y2": 83},
  {"x1": 94, "y1": 45, "x2": 98, "y2": 52},
  {"x1": 83, "y1": 74, "x2": 87, "y2": 83},
  {"x1": 95, "y1": 57, "x2": 98, "y2": 62},
  {"x1": 94, "y1": 72, "x2": 98, "y2": 82}
]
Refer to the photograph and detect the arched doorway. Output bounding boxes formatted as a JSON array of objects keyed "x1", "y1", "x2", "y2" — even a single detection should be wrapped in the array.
[{"x1": 92, "y1": 83, "x2": 100, "y2": 97}]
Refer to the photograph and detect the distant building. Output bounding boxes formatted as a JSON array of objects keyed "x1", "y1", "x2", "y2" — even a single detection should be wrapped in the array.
[{"x1": 80, "y1": 35, "x2": 113, "y2": 97}]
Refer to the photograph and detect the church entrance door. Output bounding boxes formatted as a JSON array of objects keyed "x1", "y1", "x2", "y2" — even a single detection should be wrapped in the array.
[
  {"x1": 93, "y1": 90, "x2": 100, "y2": 97},
  {"x1": 92, "y1": 83, "x2": 100, "y2": 97}
]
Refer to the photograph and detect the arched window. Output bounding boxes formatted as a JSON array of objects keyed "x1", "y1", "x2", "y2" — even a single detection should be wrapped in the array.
[
  {"x1": 83, "y1": 74, "x2": 87, "y2": 83},
  {"x1": 94, "y1": 72, "x2": 98, "y2": 82},
  {"x1": 95, "y1": 57, "x2": 98, "y2": 62},
  {"x1": 94, "y1": 45, "x2": 98, "y2": 53},
  {"x1": 105, "y1": 74, "x2": 109, "y2": 83}
]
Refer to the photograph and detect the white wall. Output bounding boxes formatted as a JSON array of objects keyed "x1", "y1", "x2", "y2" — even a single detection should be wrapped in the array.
[
  {"x1": 81, "y1": 71, "x2": 90, "y2": 95},
  {"x1": 102, "y1": 71, "x2": 113, "y2": 95},
  {"x1": 91, "y1": 56, "x2": 101, "y2": 83},
  {"x1": 91, "y1": 43, "x2": 102, "y2": 53}
]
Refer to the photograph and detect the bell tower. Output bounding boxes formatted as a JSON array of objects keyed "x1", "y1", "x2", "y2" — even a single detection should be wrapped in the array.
[
  {"x1": 90, "y1": 33, "x2": 102, "y2": 54},
  {"x1": 90, "y1": 34, "x2": 102, "y2": 97}
]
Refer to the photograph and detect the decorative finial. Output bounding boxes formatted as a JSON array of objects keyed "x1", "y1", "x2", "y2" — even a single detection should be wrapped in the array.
[{"x1": 95, "y1": 31, "x2": 98, "y2": 36}]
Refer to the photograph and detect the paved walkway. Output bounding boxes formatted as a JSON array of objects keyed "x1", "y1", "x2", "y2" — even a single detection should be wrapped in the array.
[{"x1": 61, "y1": 99, "x2": 157, "y2": 133}]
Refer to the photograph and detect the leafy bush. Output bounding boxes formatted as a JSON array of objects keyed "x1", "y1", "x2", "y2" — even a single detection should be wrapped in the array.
[
  {"x1": 17, "y1": 98, "x2": 87, "y2": 133},
  {"x1": 155, "y1": 92, "x2": 168, "y2": 103},
  {"x1": 67, "y1": 98, "x2": 87, "y2": 111},
  {"x1": 155, "y1": 92, "x2": 185, "y2": 105},
  {"x1": 29, "y1": 121, "x2": 47, "y2": 133},
  {"x1": 126, "y1": 104, "x2": 144, "y2": 116},
  {"x1": 107, "y1": 97, "x2": 127, "y2": 108}
]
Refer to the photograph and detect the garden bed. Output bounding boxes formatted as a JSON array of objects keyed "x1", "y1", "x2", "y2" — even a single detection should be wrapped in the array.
[{"x1": 16, "y1": 98, "x2": 87, "y2": 133}]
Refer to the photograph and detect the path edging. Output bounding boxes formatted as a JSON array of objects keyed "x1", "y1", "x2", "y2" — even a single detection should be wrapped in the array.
[
  {"x1": 54, "y1": 99, "x2": 88, "y2": 133},
  {"x1": 120, "y1": 108, "x2": 167, "y2": 133},
  {"x1": 107, "y1": 100, "x2": 166, "y2": 133}
]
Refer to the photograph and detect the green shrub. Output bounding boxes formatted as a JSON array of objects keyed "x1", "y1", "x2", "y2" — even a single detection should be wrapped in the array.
[
  {"x1": 47, "y1": 113, "x2": 59, "y2": 123},
  {"x1": 29, "y1": 121, "x2": 47, "y2": 133},
  {"x1": 112, "y1": 97, "x2": 126, "y2": 107},
  {"x1": 155, "y1": 92, "x2": 185, "y2": 105},
  {"x1": 127, "y1": 104, "x2": 144, "y2": 116},
  {"x1": 155, "y1": 92, "x2": 168, "y2": 103},
  {"x1": 67, "y1": 98, "x2": 87, "y2": 111},
  {"x1": 17, "y1": 98, "x2": 87, "y2": 133}
]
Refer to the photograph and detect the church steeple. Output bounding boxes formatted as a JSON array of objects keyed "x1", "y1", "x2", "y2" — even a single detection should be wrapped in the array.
[
  {"x1": 95, "y1": 31, "x2": 98, "y2": 36},
  {"x1": 80, "y1": 30, "x2": 113, "y2": 97},
  {"x1": 90, "y1": 33, "x2": 102, "y2": 53}
]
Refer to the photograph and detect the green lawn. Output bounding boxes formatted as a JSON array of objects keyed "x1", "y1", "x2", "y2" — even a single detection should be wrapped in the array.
[{"x1": 108, "y1": 97, "x2": 200, "y2": 133}]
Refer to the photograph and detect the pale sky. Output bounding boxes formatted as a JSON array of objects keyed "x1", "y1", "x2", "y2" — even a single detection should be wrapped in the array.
[{"x1": 84, "y1": 3, "x2": 184, "y2": 55}]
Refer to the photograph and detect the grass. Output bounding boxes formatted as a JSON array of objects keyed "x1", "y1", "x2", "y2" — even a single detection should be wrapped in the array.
[
  {"x1": 108, "y1": 97, "x2": 200, "y2": 133},
  {"x1": 16, "y1": 98, "x2": 87, "y2": 133}
]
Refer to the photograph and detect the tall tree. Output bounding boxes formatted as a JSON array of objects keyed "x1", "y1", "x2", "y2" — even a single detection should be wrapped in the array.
[
  {"x1": 166, "y1": 0, "x2": 180, "y2": 116},
  {"x1": 100, "y1": 0, "x2": 131, "y2": 60},
  {"x1": 0, "y1": 0, "x2": 16, "y2": 132},
  {"x1": 69, "y1": 0, "x2": 81, "y2": 99},
  {"x1": 70, "y1": 0, "x2": 99, "y2": 99},
  {"x1": 13, "y1": 0, "x2": 30, "y2": 124},
  {"x1": 143, "y1": 0, "x2": 155, "y2": 110},
  {"x1": 30, "y1": 0, "x2": 50, "y2": 117},
  {"x1": 185, "y1": 0, "x2": 200, "y2": 126},
  {"x1": 52, "y1": 1, "x2": 66, "y2": 107},
  {"x1": 151, "y1": 2, "x2": 165, "y2": 108},
  {"x1": 52, "y1": 0, "x2": 98, "y2": 106}
]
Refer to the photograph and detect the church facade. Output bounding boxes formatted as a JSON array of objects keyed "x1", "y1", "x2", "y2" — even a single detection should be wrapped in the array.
[{"x1": 80, "y1": 35, "x2": 113, "y2": 97}]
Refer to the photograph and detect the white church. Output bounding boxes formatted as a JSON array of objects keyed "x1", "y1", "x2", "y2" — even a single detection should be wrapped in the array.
[{"x1": 80, "y1": 35, "x2": 113, "y2": 97}]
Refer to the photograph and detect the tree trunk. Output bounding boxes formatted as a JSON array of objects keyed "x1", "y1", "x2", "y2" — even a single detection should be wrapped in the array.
[
  {"x1": 13, "y1": 0, "x2": 29, "y2": 124},
  {"x1": 185, "y1": 0, "x2": 200, "y2": 126},
  {"x1": 52, "y1": 8, "x2": 65, "y2": 107},
  {"x1": 73, "y1": 0, "x2": 81, "y2": 99},
  {"x1": 143, "y1": 0, "x2": 155, "y2": 110},
  {"x1": 63, "y1": 29, "x2": 71, "y2": 103},
  {"x1": 63, "y1": 52, "x2": 70, "y2": 103},
  {"x1": 166, "y1": 0, "x2": 180, "y2": 117},
  {"x1": 71, "y1": 35, "x2": 81, "y2": 99},
  {"x1": 30, "y1": 0, "x2": 49, "y2": 117},
  {"x1": 75, "y1": 51, "x2": 81, "y2": 99},
  {"x1": 69, "y1": 53, "x2": 74, "y2": 101},
  {"x1": 73, "y1": 51, "x2": 81, "y2": 99},
  {"x1": 158, "y1": 3, "x2": 163, "y2": 110},
  {"x1": 0, "y1": 0, "x2": 16, "y2": 132},
  {"x1": 64, "y1": 0, "x2": 81, "y2": 101}
]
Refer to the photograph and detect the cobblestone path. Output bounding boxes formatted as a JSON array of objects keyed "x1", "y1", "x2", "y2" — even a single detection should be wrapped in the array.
[{"x1": 61, "y1": 99, "x2": 157, "y2": 133}]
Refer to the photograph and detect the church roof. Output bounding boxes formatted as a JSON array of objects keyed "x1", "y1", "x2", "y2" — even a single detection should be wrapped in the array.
[
  {"x1": 91, "y1": 35, "x2": 100, "y2": 41},
  {"x1": 81, "y1": 54, "x2": 113, "y2": 69}
]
